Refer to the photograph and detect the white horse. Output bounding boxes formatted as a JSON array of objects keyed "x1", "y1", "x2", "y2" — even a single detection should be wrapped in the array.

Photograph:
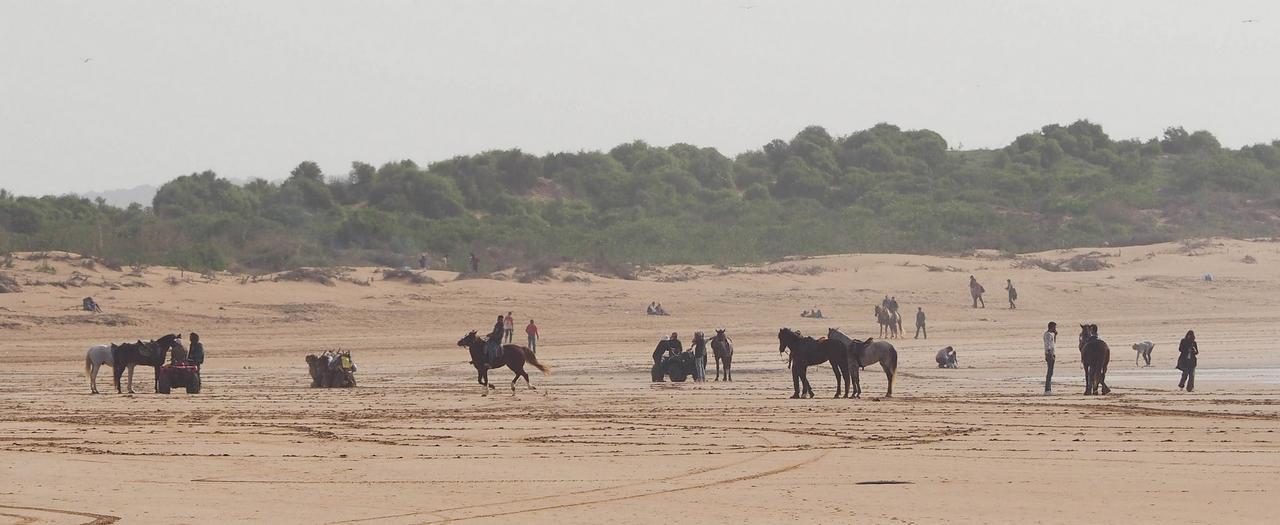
[{"x1": 84, "y1": 344, "x2": 114, "y2": 394}]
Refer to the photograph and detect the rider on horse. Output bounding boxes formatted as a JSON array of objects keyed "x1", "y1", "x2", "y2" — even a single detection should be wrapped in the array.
[{"x1": 486, "y1": 315, "x2": 505, "y2": 368}]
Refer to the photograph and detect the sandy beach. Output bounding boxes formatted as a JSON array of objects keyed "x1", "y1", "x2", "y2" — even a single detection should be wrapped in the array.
[{"x1": 2, "y1": 238, "x2": 1278, "y2": 524}]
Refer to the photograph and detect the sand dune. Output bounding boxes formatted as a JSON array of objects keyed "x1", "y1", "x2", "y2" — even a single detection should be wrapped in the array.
[{"x1": 2, "y1": 239, "x2": 1278, "y2": 523}]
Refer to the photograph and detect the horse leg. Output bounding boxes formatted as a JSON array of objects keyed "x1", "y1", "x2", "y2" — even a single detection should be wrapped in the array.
[
  {"x1": 851, "y1": 367, "x2": 861, "y2": 398},
  {"x1": 883, "y1": 363, "x2": 894, "y2": 398},
  {"x1": 510, "y1": 371, "x2": 519, "y2": 395},
  {"x1": 714, "y1": 357, "x2": 720, "y2": 381},
  {"x1": 791, "y1": 369, "x2": 802, "y2": 399},
  {"x1": 831, "y1": 363, "x2": 843, "y2": 398},
  {"x1": 726, "y1": 358, "x2": 732, "y2": 381},
  {"x1": 1083, "y1": 365, "x2": 1093, "y2": 395},
  {"x1": 126, "y1": 365, "x2": 136, "y2": 394},
  {"x1": 90, "y1": 363, "x2": 100, "y2": 394},
  {"x1": 801, "y1": 368, "x2": 814, "y2": 398}
]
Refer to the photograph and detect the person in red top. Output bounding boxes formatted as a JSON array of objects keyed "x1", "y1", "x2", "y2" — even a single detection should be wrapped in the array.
[{"x1": 526, "y1": 320, "x2": 539, "y2": 354}]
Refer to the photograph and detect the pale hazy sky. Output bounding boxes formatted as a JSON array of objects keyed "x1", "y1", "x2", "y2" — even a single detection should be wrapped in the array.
[{"x1": 2, "y1": 0, "x2": 1278, "y2": 196}]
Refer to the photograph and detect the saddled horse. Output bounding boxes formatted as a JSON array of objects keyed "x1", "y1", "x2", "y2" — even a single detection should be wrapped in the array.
[
  {"x1": 828, "y1": 328, "x2": 898, "y2": 398},
  {"x1": 873, "y1": 305, "x2": 900, "y2": 339},
  {"x1": 108, "y1": 334, "x2": 183, "y2": 394},
  {"x1": 1079, "y1": 324, "x2": 1112, "y2": 395},
  {"x1": 777, "y1": 328, "x2": 850, "y2": 399},
  {"x1": 710, "y1": 329, "x2": 734, "y2": 381},
  {"x1": 457, "y1": 331, "x2": 549, "y2": 396}
]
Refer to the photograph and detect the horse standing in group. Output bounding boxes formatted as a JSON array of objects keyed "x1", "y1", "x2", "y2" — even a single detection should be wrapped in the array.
[
  {"x1": 874, "y1": 306, "x2": 900, "y2": 339},
  {"x1": 83, "y1": 334, "x2": 183, "y2": 394},
  {"x1": 457, "y1": 331, "x2": 549, "y2": 396},
  {"x1": 1079, "y1": 324, "x2": 1112, "y2": 395},
  {"x1": 710, "y1": 329, "x2": 734, "y2": 381},
  {"x1": 828, "y1": 328, "x2": 898, "y2": 398},
  {"x1": 777, "y1": 328, "x2": 851, "y2": 398}
]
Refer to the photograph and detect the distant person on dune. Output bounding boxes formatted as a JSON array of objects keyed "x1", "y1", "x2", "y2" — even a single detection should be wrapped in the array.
[
  {"x1": 469, "y1": 252, "x2": 479, "y2": 273},
  {"x1": 915, "y1": 307, "x2": 926, "y2": 339},
  {"x1": 970, "y1": 276, "x2": 986, "y2": 308},
  {"x1": 1005, "y1": 279, "x2": 1017, "y2": 309}
]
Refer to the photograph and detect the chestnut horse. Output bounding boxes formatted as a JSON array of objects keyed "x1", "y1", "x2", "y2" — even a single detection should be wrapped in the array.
[
  {"x1": 777, "y1": 328, "x2": 851, "y2": 399},
  {"x1": 457, "y1": 331, "x2": 548, "y2": 396}
]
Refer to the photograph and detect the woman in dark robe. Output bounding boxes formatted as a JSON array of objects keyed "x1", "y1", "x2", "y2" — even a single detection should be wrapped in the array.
[{"x1": 1176, "y1": 330, "x2": 1198, "y2": 392}]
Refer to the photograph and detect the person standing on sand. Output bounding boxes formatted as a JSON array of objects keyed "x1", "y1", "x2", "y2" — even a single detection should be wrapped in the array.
[
  {"x1": 1043, "y1": 322, "x2": 1057, "y2": 395},
  {"x1": 1177, "y1": 330, "x2": 1199, "y2": 392},
  {"x1": 915, "y1": 307, "x2": 927, "y2": 339},
  {"x1": 526, "y1": 320, "x2": 539, "y2": 354},
  {"x1": 188, "y1": 332, "x2": 205, "y2": 368},
  {"x1": 970, "y1": 276, "x2": 986, "y2": 308},
  {"x1": 1006, "y1": 279, "x2": 1017, "y2": 309},
  {"x1": 504, "y1": 312, "x2": 514, "y2": 343},
  {"x1": 690, "y1": 332, "x2": 708, "y2": 382}
]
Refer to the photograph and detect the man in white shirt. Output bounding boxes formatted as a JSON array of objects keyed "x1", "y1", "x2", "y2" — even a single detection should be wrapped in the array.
[{"x1": 1043, "y1": 322, "x2": 1057, "y2": 395}]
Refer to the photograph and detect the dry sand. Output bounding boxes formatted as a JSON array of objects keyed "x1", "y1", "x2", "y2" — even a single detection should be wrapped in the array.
[{"x1": 1, "y1": 239, "x2": 1278, "y2": 524}]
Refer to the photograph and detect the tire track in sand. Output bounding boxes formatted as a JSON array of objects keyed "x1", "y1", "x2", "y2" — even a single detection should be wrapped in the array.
[
  {"x1": 412, "y1": 450, "x2": 829, "y2": 524},
  {"x1": 0, "y1": 504, "x2": 119, "y2": 525}
]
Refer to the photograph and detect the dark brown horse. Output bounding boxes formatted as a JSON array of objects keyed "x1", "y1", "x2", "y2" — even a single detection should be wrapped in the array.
[
  {"x1": 777, "y1": 328, "x2": 851, "y2": 399},
  {"x1": 457, "y1": 331, "x2": 549, "y2": 396},
  {"x1": 711, "y1": 329, "x2": 733, "y2": 381},
  {"x1": 113, "y1": 333, "x2": 182, "y2": 394},
  {"x1": 1079, "y1": 324, "x2": 1111, "y2": 395}
]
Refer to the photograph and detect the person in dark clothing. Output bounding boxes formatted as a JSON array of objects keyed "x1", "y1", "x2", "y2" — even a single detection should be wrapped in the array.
[
  {"x1": 485, "y1": 315, "x2": 505, "y2": 367},
  {"x1": 653, "y1": 332, "x2": 681, "y2": 364},
  {"x1": 1044, "y1": 322, "x2": 1057, "y2": 395},
  {"x1": 469, "y1": 252, "x2": 479, "y2": 273},
  {"x1": 889, "y1": 297, "x2": 899, "y2": 314},
  {"x1": 915, "y1": 307, "x2": 927, "y2": 339},
  {"x1": 1177, "y1": 330, "x2": 1199, "y2": 392},
  {"x1": 970, "y1": 276, "x2": 986, "y2": 308},
  {"x1": 1006, "y1": 279, "x2": 1018, "y2": 309},
  {"x1": 188, "y1": 332, "x2": 205, "y2": 367}
]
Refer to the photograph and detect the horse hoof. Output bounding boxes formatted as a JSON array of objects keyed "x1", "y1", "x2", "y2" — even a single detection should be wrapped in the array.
[{"x1": 790, "y1": 394, "x2": 800, "y2": 399}]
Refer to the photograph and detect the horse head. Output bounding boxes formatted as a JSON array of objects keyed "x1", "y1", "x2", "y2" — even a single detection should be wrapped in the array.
[
  {"x1": 777, "y1": 328, "x2": 791, "y2": 354},
  {"x1": 457, "y1": 331, "x2": 479, "y2": 349}
]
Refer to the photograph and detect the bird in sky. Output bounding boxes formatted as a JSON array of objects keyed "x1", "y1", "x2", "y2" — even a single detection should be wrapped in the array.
[
  {"x1": 1241, "y1": 19, "x2": 1258, "y2": 23},
  {"x1": 82, "y1": 58, "x2": 92, "y2": 63}
]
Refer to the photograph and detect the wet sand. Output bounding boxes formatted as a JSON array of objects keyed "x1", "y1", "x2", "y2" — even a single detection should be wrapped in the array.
[{"x1": 2, "y1": 239, "x2": 1278, "y2": 524}]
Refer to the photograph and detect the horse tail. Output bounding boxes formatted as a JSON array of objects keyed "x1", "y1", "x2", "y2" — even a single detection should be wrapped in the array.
[
  {"x1": 525, "y1": 348, "x2": 550, "y2": 374},
  {"x1": 887, "y1": 347, "x2": 898, "y2": 385},
  {"x1": 84, "y1": 352, "x2": 92, "y2": 379}
]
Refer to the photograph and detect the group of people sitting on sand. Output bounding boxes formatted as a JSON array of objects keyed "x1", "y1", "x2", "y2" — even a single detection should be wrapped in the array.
[
  {"x1": 646, "y1": 302, "x2": 669, "y2": 316},
  {"x1": 800, "y1": 307, "x2": 824, "y2": 318}
]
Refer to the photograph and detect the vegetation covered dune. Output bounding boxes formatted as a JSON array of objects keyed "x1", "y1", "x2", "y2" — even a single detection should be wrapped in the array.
[
  {"x1": 1, "y1": 239, "x2": 1278, "y2": 522},
  {"x1": 4, "y1": 122, "x2": 1280, "y2": 273}
]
